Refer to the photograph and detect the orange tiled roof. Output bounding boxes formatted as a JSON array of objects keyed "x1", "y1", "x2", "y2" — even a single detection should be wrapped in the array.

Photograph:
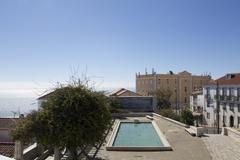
[
  {"x1": 0, "y1": 143, "x2": 15, "y2": 158},
  {"x1": 216, "y1": 73, "x2": 240, "y2": 85}
]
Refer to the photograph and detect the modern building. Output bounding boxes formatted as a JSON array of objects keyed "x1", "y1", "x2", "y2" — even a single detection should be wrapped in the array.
[
  {"x1": 136, "y1": 70, "x2": 211, "y2": 111},
  {"x1": 203, "y1": 73, "x2": 240, "y2": 128},
  {"x1": 107, "y1": 88, "x2": 155, "y2": 112}
]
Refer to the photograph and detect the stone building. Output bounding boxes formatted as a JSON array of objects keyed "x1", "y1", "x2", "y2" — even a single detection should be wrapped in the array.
[{"x1": 136, "y1": 70, "x2": 211, "y2": 111}]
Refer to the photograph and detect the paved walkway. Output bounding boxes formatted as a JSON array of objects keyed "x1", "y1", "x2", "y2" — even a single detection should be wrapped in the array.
[{"x1": 202, "y1": 134, "x2": 240, "y2": 160}]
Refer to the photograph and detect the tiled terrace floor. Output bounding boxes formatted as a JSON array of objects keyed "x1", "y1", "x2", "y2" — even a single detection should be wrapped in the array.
[{"x1": 202, "y1": 134, "x2": 240, "y2": 160}]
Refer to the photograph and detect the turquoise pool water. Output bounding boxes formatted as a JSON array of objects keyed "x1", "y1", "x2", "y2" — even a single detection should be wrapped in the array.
[{"x1": 113, "y1": 122, "x2": 163, "y2": 147}]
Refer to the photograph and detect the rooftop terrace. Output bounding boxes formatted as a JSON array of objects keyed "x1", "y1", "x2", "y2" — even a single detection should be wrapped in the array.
[{"x1": 96, "y1": 115, "x2": 212, "y2": 160}]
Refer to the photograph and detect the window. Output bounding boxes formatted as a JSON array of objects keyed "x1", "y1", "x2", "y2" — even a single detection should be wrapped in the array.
[
  {"x1": 238, "y1": 104, "x2": 240, "y2": 112},
  {"x1": 230, "y1": 103, "x2": 234, "y2": 112},
  {"x1": 207, "y1": 112, "x2": 210, "y2": 119},
  {"x1": 238, "y1": 117, "x2": 240, "y2": 128},
  {"x1": 158, "y1": 79, "x2": 161, "y2": 84},
  {"x1": 229, "y1": 88, "x2": 235, "y2": 101},
  {"x1": 206, "y1": 87, "x2": 211, "y2": 100},
  {"x1": 206, "y1": 87, "x2": 210, "y2": 95},
  {"x1": 238, "y1": 88, "x2": 240, "y2": 100},
  {"x1": 207, "y1": 100, "x2": 210, "y2": 107},
  {"x1": 184, "y1": 97, "x2": 187, "y2": 103},
  {"x1": 167, "y1": 79, "x2": 169, "y2": 84},
  {"x1": 229, "y1": 88, "x2": 234, "y2": 96},
  {"x1": 185, "y1": 87, "x2": 187, "y2": 92},
  {"x1": 222, "y1": 103, "x2": 226, "y2": 111},
  {"x1": 223, "y1": 116, "x2": 226, "y2": 124},
  {"x1": 222, "y1": 88, "x2": 227, "y2": 96}
]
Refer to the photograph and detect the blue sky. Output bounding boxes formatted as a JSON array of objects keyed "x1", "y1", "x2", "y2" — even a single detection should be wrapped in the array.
[{"x1": 0, "y1": 0, "x2": 240, "y2": 96}]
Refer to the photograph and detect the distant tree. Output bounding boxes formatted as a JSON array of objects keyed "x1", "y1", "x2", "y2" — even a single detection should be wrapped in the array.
[
  {"x1": 181, "y1": 109, "x2": 194, "y2": 125},
  {"x1": 12, "y1": 83, "x2": 112, "y2": 160},
  {"x1": 150, "y1": 88, "x2": 172, "y2": 110},
  {"x1": 159, "y1": 109, "x2": 181, "y2": 122}
]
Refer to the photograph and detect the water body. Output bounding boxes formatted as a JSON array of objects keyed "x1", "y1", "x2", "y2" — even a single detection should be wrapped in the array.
[{"x1": 0, "y1": 97, "x2": 38, "y2": 118}]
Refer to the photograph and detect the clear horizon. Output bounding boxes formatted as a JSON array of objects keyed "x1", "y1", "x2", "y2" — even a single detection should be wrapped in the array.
[{"x1": 1, "y1": 0, "x2": 240, "y2": 96}]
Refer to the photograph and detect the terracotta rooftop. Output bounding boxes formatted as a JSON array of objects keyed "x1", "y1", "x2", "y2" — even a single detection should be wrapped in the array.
[
  {"x1": 205, "y1": 73, "x2": 240, "y2": 86},
  {"x1": 106, "y1": 88, "x2": 141, "y2": 97},
  {"x1": 216, "y1": 73, "x2": 240, "y2": 85},
  {"x1": 0, "y1": 143, "x2": 15, "y2": 158}
]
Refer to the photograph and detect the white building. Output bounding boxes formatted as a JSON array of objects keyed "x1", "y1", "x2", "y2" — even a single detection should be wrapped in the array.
[
  {"x1": 203, "y1": 73, "x2": 240, "y2": 128},
  {"x1": 190, "y1": 90, "x2": 204, "y2": 125}
]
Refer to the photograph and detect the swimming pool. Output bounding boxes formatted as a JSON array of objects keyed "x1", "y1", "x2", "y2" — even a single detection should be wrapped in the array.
[
  {"x1": 113, "y1": 122, "x2": 163, "y2": 147},
  {"x1": 106, "y1": 120, "x2": 172, "y2": 151}
]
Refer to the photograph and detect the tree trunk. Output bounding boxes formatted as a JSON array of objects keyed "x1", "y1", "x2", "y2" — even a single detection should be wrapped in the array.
[
  {"x1": 68, "y1": 148, "x2": 78, "y2": 160},
  {"x1": 14, "y1": 140, "x2": 23, "y2": 160},
  {"x1": 54, "y1": 147, "x2": 61, "y2": 160}
]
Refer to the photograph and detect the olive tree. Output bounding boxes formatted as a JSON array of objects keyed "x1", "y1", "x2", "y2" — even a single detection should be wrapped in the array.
[{"x1": 12, "y1": 84, "x2": 112, "y2": 160}]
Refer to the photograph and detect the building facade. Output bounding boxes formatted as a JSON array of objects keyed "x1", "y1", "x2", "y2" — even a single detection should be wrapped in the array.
[
  {"x1": 136, "y1": 70, "x2": 211, "y2": 110},
  {"x1": 203, "y1": 73, "x2": 240, "y2": 128},
  {"x1": 190, "y1": 90, "x2": 205, "y2": 125},
  {"x1": 190, "y1": 90, "x2": 204, "y2": 114}
]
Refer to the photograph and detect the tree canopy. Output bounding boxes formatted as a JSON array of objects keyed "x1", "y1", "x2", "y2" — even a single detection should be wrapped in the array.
[
  {"x1": 150, "y1": 88, "x2": 172, "y2": 110},
  {"x1": 180, "y1": 109, "x2": 194, "y2": 125},
  {"x1": 12, "y1": 84, "x2": 112, "y2": 159}
]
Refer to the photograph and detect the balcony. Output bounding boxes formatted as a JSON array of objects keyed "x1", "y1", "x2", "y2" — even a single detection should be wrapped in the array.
[
  {"x1": 205, "y1": 94, "x2": 211, "y2": 100},
  {"x1": 193, "y1": 106, "x2": 203, "y2": 114}
]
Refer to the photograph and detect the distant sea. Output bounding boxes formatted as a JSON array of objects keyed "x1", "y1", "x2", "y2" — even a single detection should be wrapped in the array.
[{"x1": 0, "y1": 97, "x2": 38, "y2": 118}]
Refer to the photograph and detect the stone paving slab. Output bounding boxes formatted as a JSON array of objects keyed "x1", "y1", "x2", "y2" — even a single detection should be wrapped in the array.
[{"x1": 202, "y1": 134, "x2": 240, "y2": 160}]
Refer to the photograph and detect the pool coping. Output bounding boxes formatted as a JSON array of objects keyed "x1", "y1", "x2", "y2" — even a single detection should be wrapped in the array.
[{"x1": 106, "y1": 119, "x2": 172, "y2": 151}]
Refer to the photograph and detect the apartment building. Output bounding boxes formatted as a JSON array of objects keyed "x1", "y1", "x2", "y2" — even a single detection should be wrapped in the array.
[
  {"x1": 136, "y1": 70, "x2": 211, "y2": 110},
  {"x1": 203, "y1": 73, "x2": 240, "y2": 128},
  {"x1": 190, "y1": 90, "x2": 204, "y2": 125}
]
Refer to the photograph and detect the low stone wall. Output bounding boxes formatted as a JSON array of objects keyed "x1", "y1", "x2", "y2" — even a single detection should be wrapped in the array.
[
  {"x1": 152, "y1": 113, "x2": 187, "y2": 128},
  {"x1": 203, "y1": 127, "x2": 222, "y2": 134},
  {"x1": 223, "y1": 127, "x2": 240, "y2": 141},
  {"x1": 112, "y1": 112, "x2": 151, "y2": 118}
]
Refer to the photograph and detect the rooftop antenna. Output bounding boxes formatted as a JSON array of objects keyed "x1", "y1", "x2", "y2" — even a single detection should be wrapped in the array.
[
  {"x1": 11, "y1": 111, "x2": 17, "y2": 118},
  {"x1": 152, "y1": 68, "x2": 155, "y2": 75},
  {"x1": 145, "y1": 68, "x2": 147, "y2": 75}
]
